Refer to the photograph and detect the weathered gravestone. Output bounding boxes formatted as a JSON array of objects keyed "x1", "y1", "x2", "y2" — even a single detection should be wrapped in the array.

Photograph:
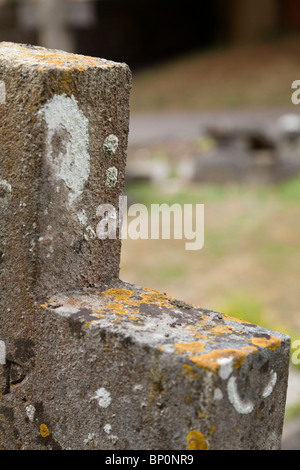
[{"x1": 0, "y1": 42, "x2": 290, "y2": 450}]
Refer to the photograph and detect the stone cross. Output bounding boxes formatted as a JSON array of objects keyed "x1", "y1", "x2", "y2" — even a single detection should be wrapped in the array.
[{"x1": 0, "y1": 42, "x2": 290, "y2": 450}]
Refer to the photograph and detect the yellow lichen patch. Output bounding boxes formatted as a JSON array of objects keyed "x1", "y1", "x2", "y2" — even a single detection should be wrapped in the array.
[
  {"x1": 209, "y1": 426, "x2": 215, "y2": 436},
  {"x1": 74, "y1": 65, "x2": 85, "y2": 72},
  {"x1": 184, "y1": 394, "x2": 192, "y2": 405},
  {"x1": 184, "y1": 326, "x2": 208, "y2": 340},
  {"x1": 242, "y1": 345, "x2": 258, "y2": 355},
  {"x1": 139, "y1": 291, "x2": 172, "y2": 306},
  {"x1": 182, "y1": 364, "x2": 197, "y2": 378},
  {"x1": 101, "y1": 288, "x2": 133, "y2": 302},
  {"x1": 187, "y1": 430, "x2": 209, "y2": 450},
  {"x1": 251, "y1": 336, "x2": 281, "y2": 350},
  {"x1": 85, "y1": 320, "x2": 102, "y2": 328},
  {"x1": 189, "y1": 349, "x2": 247, "y2": 374},
  {"x1": 175, "y1": 342, "x2": 206, "y2": 355},
  {"x1": 40, "y1": 424, "x2": 50, "y2": 438},
  {"x1": 9, "y1": 45, "x2": 107, "y2": 70},
  {"x1": 105, "y1": 301, "x2": 131, "y2": 315},
  {"x1": 211, "y1": 325, "x2": 235, "y2": 335},
  {"x1": 128, "y1": 315, "x2": 139, "y2": 322}
]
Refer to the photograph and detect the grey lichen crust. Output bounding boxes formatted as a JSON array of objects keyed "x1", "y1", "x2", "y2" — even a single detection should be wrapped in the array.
[
  {"x1": 105, "y1": 167, "x2": 118, "y2": 188},
  {"x1": 103, "y1": 134, "x2": 119, "y2": 158},
  {"x1": 35, "y1": 279, "x2": 290, "y2": 450}
]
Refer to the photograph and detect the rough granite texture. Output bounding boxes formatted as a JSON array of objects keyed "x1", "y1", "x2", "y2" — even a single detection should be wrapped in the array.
[
  {"x1": 0, "y1": 280, "x2": 290, "y2": 450},
  {"x1": 0, "y1": 41, "x2": 131, "y2": 307},
  {"x1": 0, "y1": 43, "x2": 290, "y2": 450}
]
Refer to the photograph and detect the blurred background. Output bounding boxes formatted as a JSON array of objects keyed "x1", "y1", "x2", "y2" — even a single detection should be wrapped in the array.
[{"x1": 1, "y1": 0, "x2": 300, "y2": 448}]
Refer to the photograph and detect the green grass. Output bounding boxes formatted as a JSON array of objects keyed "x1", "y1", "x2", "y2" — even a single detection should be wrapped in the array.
[
  {"x1": 217, "y1": 291, "x2": 267, "y2": 327},
  {"x1": 126, "y1": 180, "x2": 245, "y2": 206},
  {"x1": 123, "y1": 175, "x2": 300, "y2": 348},
  {"x1": 274, "y1": 175, "x2": 300, "y2": 203}
]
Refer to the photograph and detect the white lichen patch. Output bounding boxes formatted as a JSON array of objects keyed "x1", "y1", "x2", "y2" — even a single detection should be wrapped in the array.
[
  {"x1": 38, "y1": 94, "x2": 90, "y2": 206},
  {"x1": 227, "y1": 376, "x2": 254, "y2": 414},
  {"x1": 77, "y1": 209, "x2": 88, "y2": 225},
  {"x1": 84, "y1": 225, "x2": 96, "y2": 241},
  {"x1": 91, "y1": 387, "x2": 111, "y2": 408},
  {"x1": 214, "y1": 388, "x2": 223, "y2": 401},
  {"x1": 105, "y1": 167, "x2": 118, "y2": 188},
  {"x1": 103, "y1": 134, "x2": 119, "y2": 158},
  {"x1": 0, "y1": 80, "x2": 6, "y2": 104},
  {"x1": 25, "y1": 404, "x2": 36, "y2": 422},
  {"x1": 0, "y1": 179, "x2": 12, "y2": 194},
  {"x1": 218, "y1": 357, "x2": 234, "y2": 380},
  {"x1": 103, "y1": 423, "x2": 112, "y2": 435},
  {"x1": 262, "y1": 370, "x2": 277, "y2": 398},
  {"x1": 133, "y1": 384, "x2": 143, "y2": 392},
  {"x1": 0, "y1": 340, "x2": 5, "y2": 365},
  {"x1": 83, "y1": 433, "x2": 96, "y2": 445}
]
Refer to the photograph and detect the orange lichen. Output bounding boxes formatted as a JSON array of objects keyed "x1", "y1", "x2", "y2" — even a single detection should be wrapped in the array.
[
  {"x1": 175, "y1": 342, "x2": 206, "y2": 355},
  {"x1": 184, "y1": 326, "x2": 208, "y2": 340},
  {"x1": 128, "y1": 315, "x2": 139, "y2": 322},
  {"x1": 211, "y1": 325, "x2": 235, "y2": 335},
  {"x1": 188, "y1": 348, "x2": 248, "y2": 373},
  {"x1": 182, "y1": 364, "x2": 197, "y2": 377},
  {"x1": 102, "y1": 288, "x2": 133, "y2": 302},
  {"x1": 251, "y1": 336, "x2": 281, "y2": 350},
  {"x1": 105, "y1": 301, "x2": 130, "y2": 315},
  {"x1": 242, "y1": 345, "x2": 258, "y2": 355},
  {"x1": 7, "y1": 44, "x2": 109, "y2": 70},
  {"x1": 40, "y1": 424, "x2": 50, "y2": 438},
  {"x1": 139, "y1": 290, "x2": 173, "y2": 307},
  {"x1": 187, "y1": 430, "x2": 209, "y2": 450}
]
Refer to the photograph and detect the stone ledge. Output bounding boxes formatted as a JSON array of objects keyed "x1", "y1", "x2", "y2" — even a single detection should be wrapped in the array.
[
  {"x1": 41, "y1": 279, "x2": 288, "y2": 375},
  {"x1": 0, "y1": 42, "x2": 127, "y2": 71},
  {"x1": 24, "y1": 279, "x2": 289, "y2": 450}
]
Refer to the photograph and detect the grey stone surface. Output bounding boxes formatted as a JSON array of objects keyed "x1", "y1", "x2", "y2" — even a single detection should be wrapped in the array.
[
  {"x1": 0, "y1": 41, "x2": 131, "y2": 308},
  {"x1": 0, "y1": 279, "x2": 290, "y2": 450},
  {"x1": 0, "y1": 41, "x2": 132, "y2": 449},
  {"x1": 0, "y1": 43, "x2": 291, "y2": 450}
]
